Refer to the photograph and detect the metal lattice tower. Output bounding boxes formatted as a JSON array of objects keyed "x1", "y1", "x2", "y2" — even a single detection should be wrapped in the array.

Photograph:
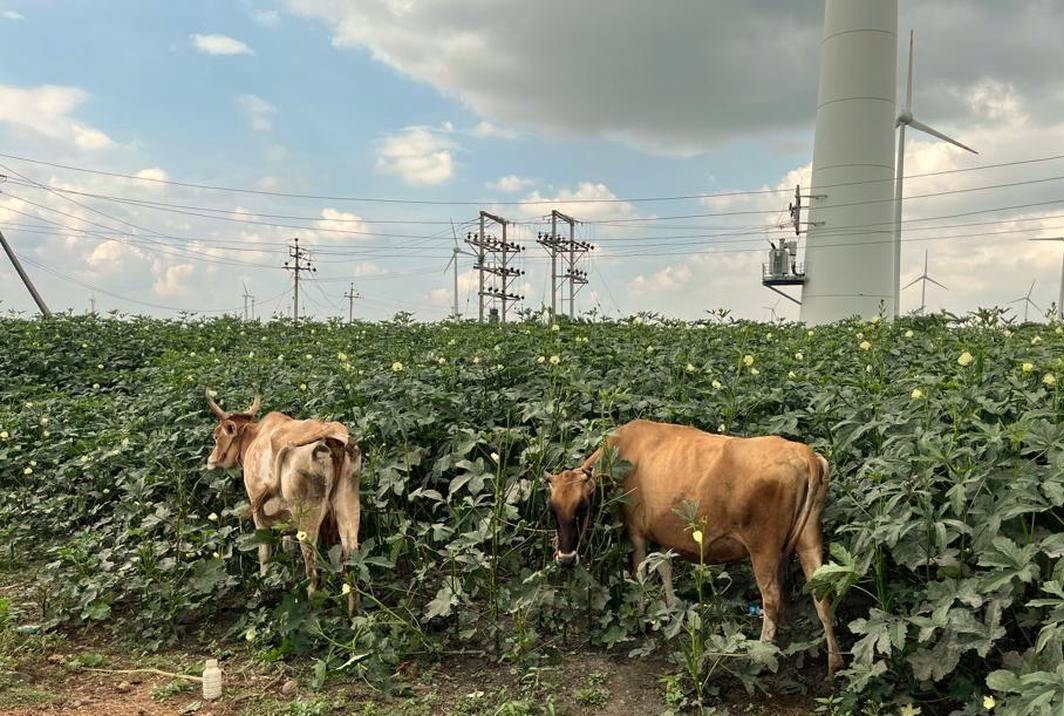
[
  {"x1": 466, "y1": 211, "x2": 524, "y2": 323},
  {"x1": 538, "y1": 210, "x2": 593, "y2": 319}
]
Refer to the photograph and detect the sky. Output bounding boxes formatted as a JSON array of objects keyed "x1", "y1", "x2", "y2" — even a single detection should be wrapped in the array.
[{"x1": 1, "y1": 0, "x2": 1063, "y2": 322}]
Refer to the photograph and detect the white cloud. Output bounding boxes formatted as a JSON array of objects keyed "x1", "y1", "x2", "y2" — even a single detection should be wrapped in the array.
[
  {"x1": 313, "y1": 208, "x2": 372, "y2": 240},
  {"x1": 2, "y1": 10, "x2": 23, "y2": 21},
  {"x1": 134, "y1": 167, "x2": 170, "y2": 182},
  {"x1": 153, "y1": 263, "x2": 195, "y2": 296},
  {"x1": 486, "y1": 175, "x2": 535, "y2": 193},
  {"x1": 236, "y1": 94, "x2": 275, "y2": 131},
  {"x1": 516, "y1": 182, "x2": 636, "y2": 222},
  {"x1": 190, "y1": 33, "x2": 254, "y2": 56},
  {"x1": 376, "y1": 125, "x2": 457, "y2": 186},
  {"x1": 472, "y1": 121, "x2": 519, "y2": 139},
  {"x1": 252, "y1": 9, "x2": 281, "y2": 26},
  {"x1": 0, "y1": 84, "x2": 114, "y2": 150},
  {"x1": 352, "y1": 261, "x2": 386, "y2": 277},
  {"x1": 629, "y1": 264, "x2": 692, "y2": 294},
  {"x1": 87, "y1": 241, "x2": 140, "y2": 271}
]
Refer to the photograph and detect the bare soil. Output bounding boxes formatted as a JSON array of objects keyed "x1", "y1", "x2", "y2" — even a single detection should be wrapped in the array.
[{"x1": 0, "y1": 638, "x2": 819, "y2": 715}]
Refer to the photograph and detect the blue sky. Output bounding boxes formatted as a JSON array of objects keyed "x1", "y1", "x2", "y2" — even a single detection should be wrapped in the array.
[{"x1": 1, "y1": 1, "x2": 1063, "y2": 321}]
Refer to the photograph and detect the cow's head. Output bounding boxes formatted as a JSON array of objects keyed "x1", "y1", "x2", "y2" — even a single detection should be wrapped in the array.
[
  {"x1": 205, "y1": 388, "x2": 261, "y2": 470},
  {"x1": 542, "y1": 467, "x2": 596, "y2": 567}
]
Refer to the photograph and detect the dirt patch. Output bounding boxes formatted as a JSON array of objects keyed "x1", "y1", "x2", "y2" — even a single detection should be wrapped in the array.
[{"x1": 1, "y1": 643, "x2": 819, "y2": 715}]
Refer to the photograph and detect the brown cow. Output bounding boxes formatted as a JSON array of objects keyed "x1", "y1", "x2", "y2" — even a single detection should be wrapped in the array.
[
  {"x1": 543, "y1": 419, "x2": 843, "y2": 676},
  {"x1": 204, "y1": 389, "x2": 362, "y2": 613}
]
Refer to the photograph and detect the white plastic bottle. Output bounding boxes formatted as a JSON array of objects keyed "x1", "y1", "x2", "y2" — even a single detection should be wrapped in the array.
[{"x1": 202, "y1": 658, "x2": 222, "y2": 701}]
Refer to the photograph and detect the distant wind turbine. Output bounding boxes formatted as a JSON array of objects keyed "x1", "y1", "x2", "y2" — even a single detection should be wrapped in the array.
[
  {"x1": 444, "y1": 220, "x2": 476, "y2": 319},
  {"x1": 1009, "y1": 280, "x2": 1040, "y2": 323},
  {"x1": 1028, "y1": 237, "x2": 1064, "y2": 320},
  {"x1": 902, "y1": 250, "x2": 947, "y2": 314},
  {"x1": 893, "y1": 30, "x2": 977, "y2": 317},
  {"x1": 763, "y1": 298, "x2": 781, "y2": 322}
]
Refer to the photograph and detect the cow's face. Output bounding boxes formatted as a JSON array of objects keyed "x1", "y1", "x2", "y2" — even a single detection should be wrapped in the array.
[
  {"x1": 204, "y1": 389, "x2": 260, "y2": 470},
  {"x1": 206, "y1": 417, "x2": 248, "y2": 470},
  {"x1": 542, "y1": 467, "x2": 596, "y2": 567}
]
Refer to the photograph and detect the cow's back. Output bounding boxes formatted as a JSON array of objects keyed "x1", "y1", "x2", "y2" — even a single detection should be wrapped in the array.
[{"x1": 609, "y1": 420, "x2": 813, "y2": 563}]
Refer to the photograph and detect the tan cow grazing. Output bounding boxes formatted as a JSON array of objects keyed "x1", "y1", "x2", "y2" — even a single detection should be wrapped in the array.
[
  {"x1": 543, "y1": 419, "x2": 843, "y2": 677},
  {"x1": 204, "y1": 390, "x2": 362, "y2": 614}
]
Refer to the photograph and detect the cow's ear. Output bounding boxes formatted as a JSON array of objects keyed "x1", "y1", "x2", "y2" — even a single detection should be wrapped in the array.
[{"x1": 540, "y1": 470, "x2": 554, "y2": 488}]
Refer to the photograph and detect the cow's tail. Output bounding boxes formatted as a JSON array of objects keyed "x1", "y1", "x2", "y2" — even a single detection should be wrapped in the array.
[{"x1": 782, "y1": 451, "x2": 830, "y2": 559}]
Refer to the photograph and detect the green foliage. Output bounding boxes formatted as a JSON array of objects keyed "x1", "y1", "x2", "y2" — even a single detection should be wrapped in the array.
[{"x1": 1, "y1": 312, "x2": 1063, "y2": 713}]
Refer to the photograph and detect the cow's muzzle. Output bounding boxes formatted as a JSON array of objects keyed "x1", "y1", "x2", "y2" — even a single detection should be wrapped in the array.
[{"x1": 554, "y1": 550, "x2": 579, "y2": 568}]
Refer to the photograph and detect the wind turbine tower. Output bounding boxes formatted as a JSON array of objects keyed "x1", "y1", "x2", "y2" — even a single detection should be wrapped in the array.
[
  {"x1": 800, "y1": 0, "x2": 898, "y2": 324},
  {"x1": 892, "y1": 31, "x2": 976, "y2": 317}
]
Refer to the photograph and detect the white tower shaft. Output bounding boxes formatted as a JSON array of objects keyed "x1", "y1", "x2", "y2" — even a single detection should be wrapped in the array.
[{"x1": 800, "y1": 0, "x2": 897, "y2": 324}]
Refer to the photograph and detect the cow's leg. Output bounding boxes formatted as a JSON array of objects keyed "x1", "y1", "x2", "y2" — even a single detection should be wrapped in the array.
[
  {"x1": 628, "y1": 529, "x2": 647, "y2": 577},
  {"x1": 750, "y1": 549, "x2": 783, "y2": 642},
  {"x1": 796, "y1": 523, "x2": 844, "y2": 677},
  {"x1": 293, "y1": 499, "x2": 330, "y2": 599},
  {"x1": 251, "y1": 508, "x2": 271, "y2": 577},
  {"x1": 332, "y1": 476, "x2": 361, "y2": 616}
]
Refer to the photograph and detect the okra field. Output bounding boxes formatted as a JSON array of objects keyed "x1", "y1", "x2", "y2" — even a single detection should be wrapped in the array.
[{"x1": 1, "y1": 310, "x2": 1063, "y2": 715}]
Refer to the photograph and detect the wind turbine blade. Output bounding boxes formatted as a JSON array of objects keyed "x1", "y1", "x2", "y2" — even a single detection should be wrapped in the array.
[
  {"x1": 903, "y1": 275, "x2": 923, "y2": 289},
  {"x1": 905, "y1": 30, "x2": 914, "y2": 112},
  {"x1": 907, "y1": 118, "x2": 978, "y2": 154},
  {"x1": 1008, "y1": 297, "x2": 1025, "y2": 304},
  {"x1": 926, "y1": 277, "x2": 948, "y2": 290},
  {"x1": 1029, "y1": 237, "x2": 1064, "y2": 242},
  {"x1": 1027, "y1": 280, "x2": 1037, "y2": 296}
]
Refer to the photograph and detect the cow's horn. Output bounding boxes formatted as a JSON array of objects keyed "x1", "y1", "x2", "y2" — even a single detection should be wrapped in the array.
[
  {"x1": 205, "y1": 387, "x2": 228, "y2": 419},
  {"x1": 245, "y1": 393, "x2": 261, "y2": 417}
]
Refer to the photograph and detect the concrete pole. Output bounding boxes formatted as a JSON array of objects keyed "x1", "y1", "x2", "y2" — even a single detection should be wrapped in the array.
[
  {"x1": 478, "y1": 213, "x2": 485, "y2": 323},
  {"x1": 569, "y1": 219, "x2": 576, "y2": 319},
  {"x1": 0, "y1": 229, "x2": 51, "y2": 317},
  {"x1": 550, "y1": 211, "x2": 558, "y2": 319}
]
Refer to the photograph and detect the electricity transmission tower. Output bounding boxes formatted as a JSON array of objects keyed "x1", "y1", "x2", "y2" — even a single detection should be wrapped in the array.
[
  {"x1": 0, "y1": 228, "x2": 50, "y2": 317},
  {"x1": 283, "y1": 238, "x2": 315, "y2": 322},
  {"x1": 537, "y1": 210, "x2": 593, "y2": 319},
  {"x1": 343, "y1": 282, "x2": 361, "y2": 323},
  {"x1": 466, "y1": 211, "x2": 524, "y2": 322},
  {"x1": 242, "y1": 282, "x2": 255, "y2": 320}
]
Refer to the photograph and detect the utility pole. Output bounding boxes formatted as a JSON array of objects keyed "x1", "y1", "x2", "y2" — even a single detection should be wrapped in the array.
[
  {"x1": 538, "y1": 211, "x2": 592, "y2": 319},
  {"x1": 0, "y1": 228, "x2": 50, "y2": 317},
  {"x1": 343, "y1": 282, "x2": 360, "y2": 323},
  {"x1": 466, "y1": 211, "x2": 523, "y2": 322},
  {"x1": 283, "y1": 238, "x2": 315, "y2": 322}
]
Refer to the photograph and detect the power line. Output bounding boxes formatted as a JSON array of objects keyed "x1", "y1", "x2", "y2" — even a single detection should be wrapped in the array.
[
  {"x1": 2, "y1": 150, "x2": 1064, "y2": 206},
  {"x1": 15, "y1": 253, "x2": 255, "y2": 314}
]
